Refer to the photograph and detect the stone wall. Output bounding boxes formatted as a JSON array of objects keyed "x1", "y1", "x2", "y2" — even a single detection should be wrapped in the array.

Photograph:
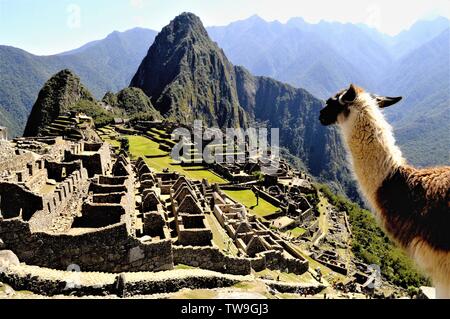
[
  {"x1": 212, "y1": 191, "x2": 309, "y2": 275},
  {"x1": 92, "y1": 192, "x2": 125, "y2": 204},
  {"x1": 0, "y1": 156, "x2": 47, "y2": 188},
  {"x1": 89, "y1": 183, "x2": 127, "y2": 194},
  {"x1": 74, "y1": 203, "x2": 125, "y2": 228},
  {"x1": 74, "y1": 173, "x2": 134, "y2": 229},
  {"x1": 142, "y1": 212, "x2": 165, "y2": 237},
  {"x1": 29, "y1": 168, "x2": 89, "y2": 231},
  {"x1": 172, "y1": 245, "x2": 252, "y2": 275},
  {"x1": 209, "y1": 163, "x2": 256, "y2": 183},
  {"x1": 0, "y1": 219, "x2": 173, "y2": 273},
  {"x1": 0, "y1": 182, "x2": 43, "y2": 220},
  {"x1": 0, "y1": 144, "x2": 37, "y2": 179},
  {"x1": 254, "y1": 187, "x2": 286, "y2": 212},
  {"x1": 261, "y1": 250, "x2": 309, "y2": 275},
  {"x1": 64, "y1": 142, "x2": 111, "y2": 177},
  {"x1": 171, "y1": 244, "x2": 307, "y2": 275},
  {"x1": 0, "y1": 265, "x2": 247, "y2": 297},
  {"x1": 46, "y1": 160, "x2": 82, "y2": 182},
  {"x1": 44, "y1": 168, "x2": 88, "y2": 216},
  {"x1": 177, "y1": 226, "x2": 213, "y2": 246}
]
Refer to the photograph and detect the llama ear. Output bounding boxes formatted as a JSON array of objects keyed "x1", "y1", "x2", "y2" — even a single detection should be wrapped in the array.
[
  {"x1": 341, "y1": 84, "x2": 358, "y2": 103},
  {"x1": 376, "y1": 96, "x2": 402, "y2": 108}
]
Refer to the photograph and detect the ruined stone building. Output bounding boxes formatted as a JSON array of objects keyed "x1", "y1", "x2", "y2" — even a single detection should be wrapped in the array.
[
  {"x1": 0, "y1": 120, "x2": 310, "y2": 289},
  {"x1": 211, "y1": 191, "x2": 308, "y2": 274},
  {"x1": 0, "y1": 136, "x2": 175, "y2": 273}
]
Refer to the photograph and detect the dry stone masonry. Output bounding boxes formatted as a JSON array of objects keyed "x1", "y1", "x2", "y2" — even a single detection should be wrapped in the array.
[{"x1": 0, "y1": 115, "x2": 323, "y2": 297}]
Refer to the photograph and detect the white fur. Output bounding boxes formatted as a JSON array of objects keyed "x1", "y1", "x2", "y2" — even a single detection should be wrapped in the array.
[
  {"x1": 336, "y1": 92, "x2": 450, "y2": 299},
  {"x1": 338, "y1": 92, "x2": 405, "y2": 210},
  {"x1": 410, "y1": 238, "x2": 450, "y2": 298}
]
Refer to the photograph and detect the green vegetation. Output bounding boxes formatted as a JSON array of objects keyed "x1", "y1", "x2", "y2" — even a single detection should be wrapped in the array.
[
  {"x1": 289, "y1": 227, "x2": 307, "y2": 238},
  {"x1": 97, "y1": 127, "x2": 121, "y2": 148},
  {"x1": 125, "y1": 134, "x2": 227, "y2": 184},
  {"x1": 102, "y1": 87, "x2": 162, "y2": 120},
  {"x1": 69, "y1": 99, "x2": 114, "y2": 127},
  {"x1": 251, "y1": 171, "x2": 264, "y2": 183},
  {"x1": 173, "y1": 264, "x2": 196, "y2": 270},
  {"x1": 126, "y1": 135, "x2": 168, "y2": 158},
  {"x1": 224, "y1": 190, "x2": 279, "y2": 217},
  {"x1": 130, "y1": 13, "x2": 246, "y2": 129},
  {"x1": 23, "y1": 69, "x2": 102, "y2": 136},
  {"x1": 317, "y1": 183, "x2": 429, "y2": 288}
]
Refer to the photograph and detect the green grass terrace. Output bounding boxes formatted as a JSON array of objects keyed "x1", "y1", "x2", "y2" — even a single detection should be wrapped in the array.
[
  {"x1": 224, "y1": 190, "x2": 279, "y2": 218},
  {"x1": 125, "y1": 135, "x2": 227, "y2": 184}
]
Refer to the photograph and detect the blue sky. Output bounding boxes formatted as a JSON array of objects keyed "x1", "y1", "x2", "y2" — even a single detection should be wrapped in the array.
[{"x1": 1, "y1": 0, "x2": 449, "y2": 55}]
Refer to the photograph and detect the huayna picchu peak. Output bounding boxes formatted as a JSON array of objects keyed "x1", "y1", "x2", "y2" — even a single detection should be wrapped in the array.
[
  {"x1": 130, "y1": 12, "x2": 248, "y2": 128},
  {"x1": 131, "y1": 12, "x2": 353, "y2": 197}
]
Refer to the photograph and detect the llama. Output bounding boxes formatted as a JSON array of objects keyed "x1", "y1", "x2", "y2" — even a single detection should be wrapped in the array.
[{"x1": 319, "y1": 84, "x2": 450, "y2": 298}]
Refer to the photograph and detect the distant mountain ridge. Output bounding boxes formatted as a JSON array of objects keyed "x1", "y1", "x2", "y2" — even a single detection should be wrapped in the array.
[
  {"x1": 0, "y1": 14, "x2": 448, "y2": 169},
  {"x1": 0, "y1": 28, "x2": 157, "y2": 136},
  {"x1": 130, "y1": 13, "x2": 354, "y2": 196},
  {"x1": 207, "y1": 16, "x2": 450, "y2": 167}
]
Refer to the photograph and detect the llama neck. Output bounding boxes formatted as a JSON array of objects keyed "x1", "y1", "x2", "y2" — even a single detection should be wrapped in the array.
[{"x1": 340, "y1": 102, "x2": 405, "y2": 208}]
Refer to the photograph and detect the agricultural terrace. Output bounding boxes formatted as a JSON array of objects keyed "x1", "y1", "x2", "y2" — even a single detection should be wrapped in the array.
[{"x1": 224, "y1": 190, "x2": 279, "y2": 218}]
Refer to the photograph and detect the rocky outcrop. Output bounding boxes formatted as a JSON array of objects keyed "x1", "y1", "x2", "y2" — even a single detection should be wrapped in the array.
[
  {"x1": 102, "y1": 87, "x2": 162, "y2": 120},
  {"x1": 130, "y1": 13, "x2": 247, "y2": 128},
  {"x1": 23, "y1": 70, "x2": 96, "y2": 137}
]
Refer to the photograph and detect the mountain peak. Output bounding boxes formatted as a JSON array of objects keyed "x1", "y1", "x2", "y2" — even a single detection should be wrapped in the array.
[
  {"x1": 169, "y1": 12, "x2": 206, "y2": 34},
  {"x1": 130, "y1": 12, "x2": 246, "y2": 128},
  {"x1": 246, "y1": 14, "x2": 265, "y2": 23},
  {"x1": 175, "y1": 12, "x2": 202, "y2": 23},
  {"x1": 54, "y1": 68, "x2": 77, "y2": 78},
  {"x1": 23, "y1": 69, "x2": 95, "y2": 137}
]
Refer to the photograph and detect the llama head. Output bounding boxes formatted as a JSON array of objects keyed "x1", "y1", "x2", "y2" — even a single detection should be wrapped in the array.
[{"x1": 319, "y1": 84, "x2": 402, "y2": 126}]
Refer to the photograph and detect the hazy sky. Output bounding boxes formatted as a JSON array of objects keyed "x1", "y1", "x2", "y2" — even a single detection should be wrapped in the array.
[{"x1": 1, "y1": 0, "x2": 449, "y2": 55}]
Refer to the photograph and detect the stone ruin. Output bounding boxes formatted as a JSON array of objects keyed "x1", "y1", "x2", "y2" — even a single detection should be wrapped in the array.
[
  {"x1": 170, "y1": 177, "x2": 213, "y2": 246},
  {"x1": 211, "y1": 190, "x2": 308, "y2": 274},
  {"x1": 0, "y1": 123, "x2": 315, "y2": 297},
  {"x1": 0, "y1": 137, "x2": 174, "y2": 273},
  {"x1": 39, "y1": 111, "x2": 96, "y2": 141},
  {"x1": 134, "y1": 159, "x2": 213, "y2": 246}
]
